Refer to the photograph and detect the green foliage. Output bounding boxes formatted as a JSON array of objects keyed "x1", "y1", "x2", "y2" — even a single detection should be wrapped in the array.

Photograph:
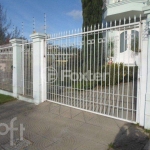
[
  {"x1": 0, "y1": 94, "x2": 16, "y2": 105},
  {"x1": 82, "y1": 38, "x2": 104, "y2": 72},
  {"x1": 134, "y1": 123, "x2": 150, "y2": 138},
  {"x1": 100, "y1": 63, "x2": 138, "y2": 86},
  {"x1": 69, "y1": 63, "x2": 138, "y2": 90},
  {"x1": 81, "y1": 0, "x2": 103, "y2": 28},
  {"x1": 108, "y1": 40, "x2": 114, "y2": 57},
  {"x1": 72, "y1": 81, "x2": 97, "y2": 90},
  {"x1": 108, "y1": 143, "x2": 115, "y2": 150},
  {"x1": 135, "y1": 123, "x2": 140, "y2": 127},
  {"x1": 81, "y1": 0, "x2": 104, "y2": 72},
  {"x1": 145, "y1": 129, "x2": 150, "y2": 134}
]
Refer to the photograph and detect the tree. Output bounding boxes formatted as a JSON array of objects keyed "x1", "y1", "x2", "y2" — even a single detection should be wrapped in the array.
[
  {"x1": 81, "y1": 0, "x2": 104, "y2": 73},
  {"x1": 0, "y1": 3, "x2": 11, "y2": 45},
  {"x1": 81, "y1": 0, "x2": 103, "y2": 28},
  {"x1": 0, "y1": 3, "x2": 24, "y2": 45},
  {"x1": 11, "y1": 26, "x2": 24, "y2": 39}
]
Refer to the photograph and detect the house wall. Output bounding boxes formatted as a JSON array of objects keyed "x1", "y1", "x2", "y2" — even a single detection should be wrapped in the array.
[
  {"x1": 106, "y1": 28, "x2": 141, "y2": 66},
  {"x1": 104, "y1": 0, "x2": 147, "y2": 21}
]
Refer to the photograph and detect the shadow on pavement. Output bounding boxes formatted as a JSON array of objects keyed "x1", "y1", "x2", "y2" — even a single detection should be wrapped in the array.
[{"x1": 109, "y1": 123, "x2": 149, "y2": 150}]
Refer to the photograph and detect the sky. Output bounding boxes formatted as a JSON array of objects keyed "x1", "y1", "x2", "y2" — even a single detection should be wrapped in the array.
[{"x1": 0, "y1": 0, "x2": 83, "y2": 39}]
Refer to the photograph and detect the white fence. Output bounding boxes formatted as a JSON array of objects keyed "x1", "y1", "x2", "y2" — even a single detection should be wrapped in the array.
[
  {"x1": 0, "y1": 45, "x2": 13, "y2": 92},
  {"x1": 22, "y1": 43, "x2": 33, "y2": 97},
  {"x1": 0, "y1": 16, "x2": 149, "y2": 129},
  {"x1": 0, "y1": 41, "x2": 33, "y2": 99},
  {"x1": 46, "y1": 19, "x2": 140, "y2": 122}
]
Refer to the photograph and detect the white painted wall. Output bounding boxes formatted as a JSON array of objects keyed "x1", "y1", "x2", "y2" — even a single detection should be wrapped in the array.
[
  {"x1": 114, "y1": 49, "x2": 140, "y2": 65},
  {"x1": 104, "y1": 0, "x2": 147, "y2": 21},
  {"x1": 107, "y1": 29, "x2": 140, "y2": 66}
]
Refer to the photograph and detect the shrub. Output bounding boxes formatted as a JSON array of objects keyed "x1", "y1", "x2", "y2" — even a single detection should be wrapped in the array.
[
  {"x1": 65, "y1": 63, "x2": 138, "y2": 90},
  {"x1": 72, "y1": 81, "x2": 97, "y2": 90},
  {"x1": 99, "y1": 63, "x2": 138, "y2": 86}
]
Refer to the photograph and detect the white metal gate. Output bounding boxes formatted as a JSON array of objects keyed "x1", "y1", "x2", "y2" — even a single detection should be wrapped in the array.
[
  {"x1": 46, "y1": 18, "x2": 141, "y2": 122},
  {"x1": 21, "y1": 43, "x2": 33, "y2": 97},
  {"x1": 0, "y1": 45, "x2": 13, "y2": 92}
]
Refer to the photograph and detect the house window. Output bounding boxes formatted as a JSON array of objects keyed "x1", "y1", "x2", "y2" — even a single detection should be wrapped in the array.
[
  {"x1": 131, "y1": 30, "x2": 139, "y2": 52},
  {"x1": 120, "y1": 30, "x2": 139, "y2": 53},
  {"x1": 120, "y1": 31, "x2": 127, "y2": 53}
]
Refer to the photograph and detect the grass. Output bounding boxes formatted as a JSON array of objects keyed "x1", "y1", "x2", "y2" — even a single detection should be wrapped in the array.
[
  {"x1": 108, "y1": 143, "x2": 115, "y2": 150},
  {"x1": 144, "y1": 128, "x2": 150, "y2": 134},
  {"x1": 0, "y1": 94, "x2": 16, "y2": 105},
  {"x1": 145, "y1": 129, "x2": 150, "y2": 139},
  {"x1": 135, "y1": 123, "x2": 150, "y2": 139}
]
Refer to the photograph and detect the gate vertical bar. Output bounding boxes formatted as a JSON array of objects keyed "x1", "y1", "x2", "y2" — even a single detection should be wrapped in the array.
[{"x1": 22, "y1": 44, "x2": 25, "y2": 95}]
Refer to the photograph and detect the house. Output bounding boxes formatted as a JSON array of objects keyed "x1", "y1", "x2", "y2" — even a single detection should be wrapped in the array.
[
  {"x1": 104, "y1": 0, "x2": 147, "y2": 21},
  {"x1": 102, "y1": 0, "x2": 150, "y2": 128},
  {"x1": 103, "y1": 0, "x2": 147, "y2": 66}
]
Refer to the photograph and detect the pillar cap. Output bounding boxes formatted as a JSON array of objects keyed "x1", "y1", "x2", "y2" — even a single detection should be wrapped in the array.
[
  {"x1": 30, "y1": 33, "x2": 47, "y2": 40},
  {"x1": 10, "y1": 39, "x2": 27, "y2": 44}
]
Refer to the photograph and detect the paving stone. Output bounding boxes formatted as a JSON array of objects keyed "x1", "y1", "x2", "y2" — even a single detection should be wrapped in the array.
[
  {"x1": 1, "y1": 101, "x2": 30, "y2": 110},
  {"x1": 1, "y1": 138, "x2": 32, "y2": 150},
  {"x1": 72, "y1": 111, "x2": 95, "y2": 123},
  {"x1": 76, "y1": 140, "x2": 107, "y2": 150},
  {"x1": 62, "y1": 118, "x2": 84, "y2": 129},
  {"x1": 93, "y1": 128, "x2": 119, "y2": 145},
  {"x1": 42, "y1": 125, "x2": 71, "y2": 142},
  {"x1": 0, "y1": 146, "x2": 4, "y2": 150},
  {"x1": 60, "y1": 107, "x2": 82, "y2": 119},
  {"x1": 49, "y1": 105, "x2": 69, "y2": 115},
  {"x1": 0, "y1": 134, "x2": 10, "y2": 145},
  {"x1": 70, "y1": 123, "x2": 103, "y2": 140},
  {"x1": 0, "y1": 110, "x2": 20, "y2": 120},
  {"x1": 44, "y1": 132, "x2": 86, "y2": 150},
  {"x1": 19, "y1": 118, "x2": 54, "y2": 136},
  {"x1": 143, "y1": 140, "x2": 150, "y2": 150},
  {"x1": 0, "y1": 101, "x2": 149, "y2": 150},
  {"x1": 70, "y1": 108, "x2": 82, "y2": 117},
  {"x1": 87, "y1": 114, "x2": 128, "y2": 134},
  {"x1": 60, "y1": 108, "x2": 73, "y2": 119}
]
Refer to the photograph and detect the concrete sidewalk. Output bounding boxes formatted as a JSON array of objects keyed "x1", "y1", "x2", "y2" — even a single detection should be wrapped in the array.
[{"x1": 0, "y1": 100, "x2": 149, "y2": 150}]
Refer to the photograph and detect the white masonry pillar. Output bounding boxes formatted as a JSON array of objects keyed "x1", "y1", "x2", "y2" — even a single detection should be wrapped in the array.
[
  {"x1": 136, "y1": 20, "x2": 148, "y2": 127},
  {"x1": 30, "y1": 33, "x2": 47, "y2": 105},
  {"x1": 10, "y1": 39, "x2": 27, "y2": 98},
  {"x1": 143, "y1": 5, "x2": 150, "y2": 129}
]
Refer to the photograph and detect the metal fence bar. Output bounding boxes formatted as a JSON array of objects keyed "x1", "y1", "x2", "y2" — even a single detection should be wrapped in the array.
[
  {"x1": 0, "y1": 46, "x2": 13, "y2": 92},
  {"x1": 46, "y1": 22, "x2": 139, "y2": 41},
  {"x1": 22, "y1": 44, "x2": 25, "y2": 95},
  {"x1": 23, "y1": 43, "x2": 33, "y2": 97},
  {"x1": 46, "y1": 17, "x2": 141, "y2": 122}
]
